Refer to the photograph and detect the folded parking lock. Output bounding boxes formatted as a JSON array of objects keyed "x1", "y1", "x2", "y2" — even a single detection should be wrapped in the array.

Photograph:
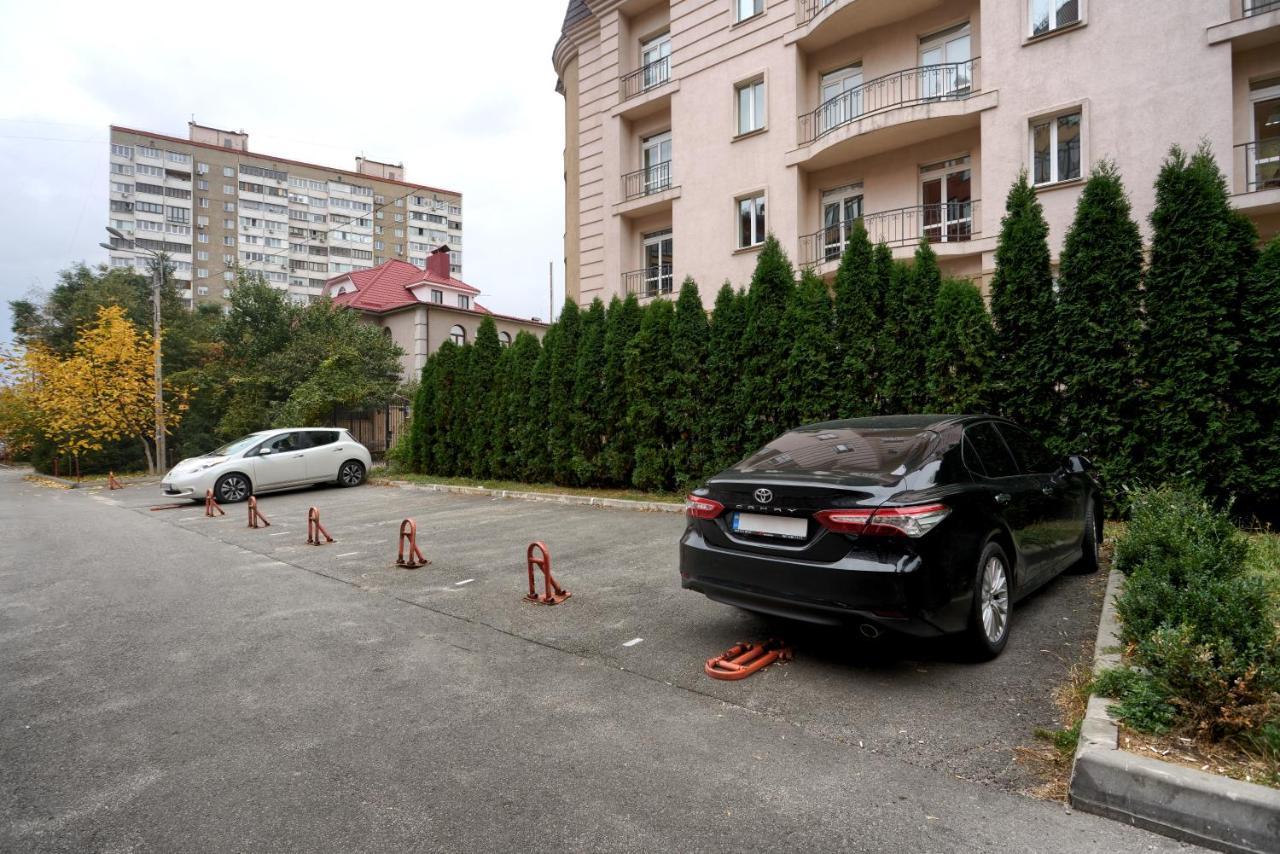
[
  {"x1": 524, "y1": 541, "x2": 570, "y2": 605},
  {"x1": 705, "y1": 639, "x2": 793, "y2": 681},
  {"x1": 306, "y1": 506, "x2": 333, "y2": 546}
]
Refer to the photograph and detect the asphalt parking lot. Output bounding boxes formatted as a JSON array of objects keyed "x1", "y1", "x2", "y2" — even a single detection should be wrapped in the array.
[{"x1": 0, "y1": 469, "x2": 1199, "y2": 852}]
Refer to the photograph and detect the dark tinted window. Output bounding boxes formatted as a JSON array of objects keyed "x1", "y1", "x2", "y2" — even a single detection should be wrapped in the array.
[
  {"x1": 264, "y1": 432, "x2": 304, "y2": 453},
  {"x1": 735, "y1": 427, "x2": 938, "y2": 475},
  {"x1": 964, "y1": 422, "x2": 1018, "y2": 478},
  {"x1": 998, "y1": 424, "x2": 1057, "y2": 474},
  {"x1": 304, "y1": 431, "x2": 339, "y2": 448}
]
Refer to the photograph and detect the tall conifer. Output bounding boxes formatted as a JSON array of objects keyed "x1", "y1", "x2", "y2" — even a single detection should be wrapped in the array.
[
  {"x1": 739, "y1": 236, "x2": 797, "y2": 449},
  {"x1": 833, "y1": 220, "x2": 878, "y2": 416},
  {"x1": 926, "y1": 278, "x2": 994, "y2": 414},
  {"x1": 669, "y1": 279, "x2": 710, "y2": 489},
  {"x1": 705, "y1": 282, "x2": 749, "y2": 475},
  {"x1": 626, "y1": 300, "x2": 676, "y2": 491},
  {"x1": 547, "y1": 301, "x2": 580, "y2": 484},
  {"x1": 569, "y1": 298, "x2": 607, "y2": 485},
  {"x1": 599, "y1": 294, "x2": 642, "y2": 485},
  {"x1": 781, "y1": 270, "x2": 838, "y2": 427}
]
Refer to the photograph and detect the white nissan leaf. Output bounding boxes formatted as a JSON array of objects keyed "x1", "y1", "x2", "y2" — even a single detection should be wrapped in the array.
[{"x1": 161, "y1": 428, "x2": 373, "y2": 503}]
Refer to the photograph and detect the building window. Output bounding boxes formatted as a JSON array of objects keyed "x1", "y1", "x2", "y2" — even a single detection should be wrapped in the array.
[
  {"x1": 1029, "y1": 0, "x2": 1080, "y2": 37},
  {"x1": 641, "y1": 228, "x2": 674, "y2": 296},
  {"x1": 1030, "y1": 109, "x2": 1082, "y2": 185},
  {"x1": 197, "y1": 179, "x2": 208, "y2": 190},
  {"x1": 197, "y1": 268, "x2": 209, "y2": 278},
  {"x1": 197, "y1": 250, "x2": 208, "y2": 260},
  {"x1": 197, "y1": 233, "x2": 209, "y2": 244},
  {"x1": 197, "y1": 286, "x2": 209, "y2": 296},
  {"x1": 111, "y1": 144, "x2": 133, "y2": 159},
  {"x1": 223, "y1": 236, "x2": 235, "y2": 246},
  {"x1": 734, "y1": 0, "x2": 763, "y2": 23},
  {"x1": 196, "y1": 162, "x2": 208, "y2": 174},
  {"x1": 430, "y1": 289, "x2": 443, "y2": 303},
  {"x1": 499, "y1": 331, "x2": 512, "y2": 347},
  {"x1": 449, "y1": 324, "x2": 466, "y2": 345},
  {"x1": 224, "y1": 202, "x2": 236, "y2": 212},
  {"x1": 640, "y1": 32, "x2": 671, "y2": 89},
  {"x1": 222, "y1": 166, "x2": 234, "y2": 177},
  {"x1": 737, "y1": 193, "x2": 766, "y2": 248},
  {"x1": 736, "y1": 78, "x2": 766, "y2": 135},
  {"x1": 458, "y1": 295, "x2": 470, "y2": 309}
]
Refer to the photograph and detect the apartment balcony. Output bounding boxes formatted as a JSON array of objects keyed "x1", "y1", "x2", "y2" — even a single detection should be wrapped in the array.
[
  {"x1": 613, "y1": 56, "x2": 678, "y2": 120},
  {"x1": 622, "y1": 264, "x2": 674, "y2": 299},
  {"x1": 1232, "y1": 141, "x2": 1280, "y2": 234},
  {"x1": 1208, "y1": 0, "x2": 1280, "y2": 50},
  {"x1": 786, "y1": 61, "x2": 996, "y2": 171},
  {"x1": 797, "y1": 201, "x2": 987, "y2": 272},
  {"x1": 787, "y1": 0, "x2": 946, "y2": 52},
  {"x1": 614, "y1": 161, "x2": 682, "y2": 217}
]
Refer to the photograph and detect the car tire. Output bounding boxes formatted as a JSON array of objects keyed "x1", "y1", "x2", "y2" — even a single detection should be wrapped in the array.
[
  {"x1": 337, "y1": 460, "x2": 366, "y2": 488},
  {"x1": 964, "y1": 541, "x2": 1012, "y2": 661},
  {"x1": 1069, "y1": 498, "x2": 1101, "y2": 575},
  {"x1": 214, "y1": 472, "x2": 252, "y2": 504}
]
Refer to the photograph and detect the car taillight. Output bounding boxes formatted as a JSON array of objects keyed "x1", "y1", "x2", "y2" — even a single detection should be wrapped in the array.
[
  {"x1": 814, "y1": 503, "x2": 950, "y2": 538},
  {"x1": 686, "y1": 494, "x2": 725, "y2": 520}
]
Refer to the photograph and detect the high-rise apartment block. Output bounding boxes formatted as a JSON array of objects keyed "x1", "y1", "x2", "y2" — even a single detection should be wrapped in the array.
[
  {"x1": 107, "y1": 122, "x2": 463, "y2": 305},
  {"x1": 553, "y1": 0, "x2": 1280, "y2": 306}
]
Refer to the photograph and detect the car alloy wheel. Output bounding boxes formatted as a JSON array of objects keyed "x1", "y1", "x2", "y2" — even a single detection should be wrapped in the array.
[
  {"x1": 980, "y1": 554, "x2": 1009, "y2": 644},
  {"x1": 218, "y1": 474, "x2": 249, "y2": 503},
  {"x1": 339, "y1": 462, "x2": 364, "y2": 487}
]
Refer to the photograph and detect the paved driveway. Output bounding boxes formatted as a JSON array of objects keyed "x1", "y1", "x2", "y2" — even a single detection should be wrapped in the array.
[{"x1": 0, "y1": 469, "x2": 1199, "y2": 852}]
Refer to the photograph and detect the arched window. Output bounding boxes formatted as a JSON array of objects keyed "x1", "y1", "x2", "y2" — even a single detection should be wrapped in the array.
[
  {"x1": 449, "y1": 324, "x2": 466, "y2": 345},
  {"x1": 498, "y1": 331, "x2": 512, "y2": 347}
]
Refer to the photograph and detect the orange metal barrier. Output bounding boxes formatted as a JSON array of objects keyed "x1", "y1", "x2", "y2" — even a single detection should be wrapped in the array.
[
  {"x1": 108, "y1": 472, "x2": 123, "y2": 490},
  {"x1": 524, "y1": 541, "x2": 570, "y2": 606},
  {"x1": 396, "y1": 519, "x2": 429, "y2": 568},
  {"x1": 205, "y1": 489, "x2": 225, "y2": 517},
  {"x1": 247, "y1": 496, "x2": 270, "y2": 529},
  {"x1": 704, "y1": 640, "x2": 792, "y2": 681},
  {"x1": 307, "y1": 506, "x2": 334, "y2": 545}
]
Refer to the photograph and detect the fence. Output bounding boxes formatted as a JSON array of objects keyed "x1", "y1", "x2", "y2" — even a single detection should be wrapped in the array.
[{"x1": 330, "y1": 396, "x2": 411, "y2": 457}]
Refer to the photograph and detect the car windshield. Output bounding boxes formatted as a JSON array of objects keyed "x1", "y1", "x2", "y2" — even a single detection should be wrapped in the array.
[
  {"x1": 206, "y1": 433, "x2": 268, "y2": 457},
  {"x1": 734, "y1": 426, "x2": 939, "y2": 476}
]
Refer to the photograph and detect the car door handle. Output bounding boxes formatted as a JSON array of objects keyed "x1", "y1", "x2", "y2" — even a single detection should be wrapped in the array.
[
  {"x1": 995, "y1": 493, "x2": 1011, "y2": 505},
  {"x1": 293, "y1": 453, "x2": 305, "y2": 459}
]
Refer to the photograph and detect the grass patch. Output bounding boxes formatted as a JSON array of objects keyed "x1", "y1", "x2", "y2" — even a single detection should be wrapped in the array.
[{"x1": 370, "y1": 467, "x2": 684, "y2": 505}]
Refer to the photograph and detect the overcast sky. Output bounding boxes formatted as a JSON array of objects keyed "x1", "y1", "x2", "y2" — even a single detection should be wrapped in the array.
[{"x1": 0, "y1": 0, "x2": 568, "y2": 344}]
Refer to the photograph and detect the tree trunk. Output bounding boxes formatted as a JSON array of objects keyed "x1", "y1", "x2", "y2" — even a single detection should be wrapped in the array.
[{"x1": 141, "y1": 437, "x2": 156, "y2": 475}]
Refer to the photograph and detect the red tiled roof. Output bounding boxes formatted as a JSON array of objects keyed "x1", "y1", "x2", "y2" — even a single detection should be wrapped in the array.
[
  {"x1": 409, "y1": 269, "x2": 481, "y2": 296},
  {"x1": 328, "y1": 260, "x2": 425, "y2": 312}
]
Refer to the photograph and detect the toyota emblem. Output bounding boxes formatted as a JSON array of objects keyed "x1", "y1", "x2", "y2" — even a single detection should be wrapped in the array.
[{"x1": 754, "y1": 488, "x2": 773, "y2": 504}]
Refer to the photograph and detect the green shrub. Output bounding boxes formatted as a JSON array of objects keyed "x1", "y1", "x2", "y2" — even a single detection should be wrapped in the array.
[
  {"x1": 1094, "y1": 667, "x2": 1179, "y2": 734},
  {"x1": 1112, "y1": 487, "x2": 1248, "y2": 581}
]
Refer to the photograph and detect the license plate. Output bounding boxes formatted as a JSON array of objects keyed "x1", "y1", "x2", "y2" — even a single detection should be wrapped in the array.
[{"x1": 732, "y1": 512, "x2": 808, "y2": 540}]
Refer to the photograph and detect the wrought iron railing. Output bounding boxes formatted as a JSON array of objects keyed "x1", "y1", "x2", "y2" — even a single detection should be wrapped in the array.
[
  {"x1": 1244, "y1": 0, "x2": 1280, "y2": 15},
  {"x1": 796, "y1": 0, "x2": 837, "y2": 26},
  {"x1": 797, "y1": 59, "x2": 978, "y2": 146},
  {"x1": 622, "y1": 161, "x2": 673, "y2": 201},
  {"x1": 620, "y1": 56, "x2": 671, "y2": 100},
  {"x1": 622, "y1": 264, "x2": 674, "y2": 298},
  {"x1": 798, "y1": 201, "x2": 980, "y2": 266},
  {"x1": 1239, "y1": 140, "x2": 1280, "y2": 192}
]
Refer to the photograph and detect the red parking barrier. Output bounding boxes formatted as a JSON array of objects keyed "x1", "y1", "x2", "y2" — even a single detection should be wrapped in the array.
[
  {"x1": 524, "y1": 541, "x2": 570, "y2": 606},
  {"x1": 704, "y1": 639, "x2": 792, "y2": 681},
  {"x1": 247, "y1": 496, "x2": 270, "y2": 529},
  {"x1": 108, "y1": 471, "x2": 123, "y2": 490},
  {"x1": 204, "y1": 489, "x2": 225, "y2": 517},
  {"x1": 396, "y1": 519, "x2": 429, "y2": 568},
  {"x1": 307, "y1": 506, "x2": 333, "y2": 545}
]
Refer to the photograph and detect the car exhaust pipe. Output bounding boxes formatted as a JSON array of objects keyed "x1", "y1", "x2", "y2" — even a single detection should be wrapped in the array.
[{"x1": 859, "y1": 623, "x2": 881, "y2": 639}]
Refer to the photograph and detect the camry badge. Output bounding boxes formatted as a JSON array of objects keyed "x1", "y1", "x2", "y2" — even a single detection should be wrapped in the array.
[{"x1": 754, "y1": 488, "x2": 773, "y2": 504}]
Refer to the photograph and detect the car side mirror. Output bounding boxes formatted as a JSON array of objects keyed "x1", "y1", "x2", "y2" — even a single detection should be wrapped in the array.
[
  {"x1": 1064, "y1": 455, "x2": 1087, "y2": 474},
  {"x1": 259, "y1": 447, "x2": 273, "y2": 455}
]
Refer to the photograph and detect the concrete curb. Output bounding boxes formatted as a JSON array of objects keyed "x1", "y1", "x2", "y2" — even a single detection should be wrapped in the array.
[
  {"x1": 372, "y1": 478, "x2": 686, "y2": 514},
  {"x1": 1068, "y1": 569, "x2": 1280, "y2": 853},
  {"x1": 27, "y1": 473, "x2": 159, "y2": 489}
]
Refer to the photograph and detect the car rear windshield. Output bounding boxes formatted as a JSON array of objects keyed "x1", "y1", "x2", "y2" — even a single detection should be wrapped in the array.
[{"x1": 734, "y1": 427, "x2": 938, "y2": 476}]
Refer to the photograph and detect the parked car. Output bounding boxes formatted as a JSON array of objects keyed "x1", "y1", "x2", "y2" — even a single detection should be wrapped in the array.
[
  {"x1": 679, "y1": 415, "x2": 1101, "y2": 659},
  {"x1": 161, "y1": 428, "x2": 372, "y2": 503}
]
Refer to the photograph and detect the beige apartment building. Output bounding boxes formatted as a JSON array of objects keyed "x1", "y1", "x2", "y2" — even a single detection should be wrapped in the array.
[
  {"x1": 553, "y1": 0, "x2": 1280, "y2": 306},
  {"x1": 107, "y1": 122, "x2": 463, "y2": 306}
]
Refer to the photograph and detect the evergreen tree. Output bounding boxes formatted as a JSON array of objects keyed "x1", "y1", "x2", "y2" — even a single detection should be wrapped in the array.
[
  {"x1": 598, "y1": 294, "x2": 642, "y2": 485},
  {"x1": 704, "y1": 282, "x2": 749, "y2": 475},
  {"x1": 426, "y1": 343, "x2": 461, "y2": 476},
  {"x1": 410, "y1": 355, "x2": 439, "y2": 472},
  {"x1": 547, "y1": 301, "x2": 581, "y2": 485},
  {"x1": 1053, "y1": 160, "x2": 1144, "y2": 480},
  {"x1": 495, "y1": 331, "x2": 542, "y2": 479},
  {"x1": 1141, "y1": 144, "x2": 1247, "y2": 492},
  {"x1": 989, "y1": 171, "x2": 1057, "y2": 436},
  {"x1": 570, "y1": 298, "x2": 607, "y2": 485},
  {"x1": 466, "y1": 316, "x2": 502, "y2": 477},
  {"x1": 1231, "y1": 237, "x2": 1280, "y2": 519},
  {"x1": 669, "y1": 279, "x2": 710, "y2": 489},
  {"x1": 900, "y1": 240, "x2": 943, "y2": 412},
  {"x1": 520, "y1": 326, "x2": 555, "y2": 482},
  {"x1": 739, "y1": 235, "x2": 797, "y2": 449},
  {"x1": 626, "y1": 300, "x2": 676, "y2": 491},
  {"x1": 876, "y1": 258, "x2": 913, "y2": 414},
  {"x1": 869, "y1": 241, "x2": 896, "y2": 414},
  {"x1": 440, "y1": 344, "x2": 473, "y2": 476},
  {"x1": 832, "y1": 220, "x2": 878, "y2": 417},
  {"x1": 780, "y1": 269, "x2": 838, "y2": 427},
  {"x1": 926, "y1": 278, "x2": 994, "y2": 414}
]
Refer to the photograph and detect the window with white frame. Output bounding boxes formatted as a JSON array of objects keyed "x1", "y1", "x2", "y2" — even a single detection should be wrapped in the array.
[
  {"x1": 449, "y1": 324, "x2": 466, "y2": 345},
  {"x1": 197, "y1": 285, "x2": 209, "y2": 295},
  {"x1": 197, "y1": 269, "x2": 209, "y2": 278},
  {"x1": 111, "y1": 144, "x2": 133, "y2": 159},
  {"x1": 736, "y1": 78, "x2": 766, "y2": 135},
  {"x1": 735, "y1": 0, "x2": 763, "y2": 22},
  {"x1": 196, "y1": 162, "x2": 208, "y2": 175},
  {"x1": 1030, "y1": 109, "x2": 1082, "y2": 185},
  {"x1": 1029, "y1": 0, "x2": 1080, "y2": 37},
  {"x1": 431, "y1": 289, "x2": 443, "y2": 303},
  {"x1": 499, "y1": 331, "x2": 512, "y2": 347},
  {"x1": 458, "y1": 295, "x2": 470, "y2": 309},
  {"x1": 737, "y1": 192, "x2": 766, "y2": 248}
]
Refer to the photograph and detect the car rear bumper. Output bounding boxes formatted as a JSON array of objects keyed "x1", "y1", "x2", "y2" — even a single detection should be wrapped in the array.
[{"x1": 679, "y1": 527, "x2": 971, "y2": 637}]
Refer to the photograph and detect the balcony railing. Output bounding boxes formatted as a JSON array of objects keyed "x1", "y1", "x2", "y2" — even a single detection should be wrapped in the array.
[
  {"x1": 623, "y1": 264, "x2": 674, "y2": 298},
  {"x1": 796, "y1": 0, "x2": 836, "y2": 26},
  {"x1": 619, "y1": 56, "x2": 671, "y2": 101},
  {"x1": 621, "y1": 161, "x2": 673, "y2": 201},
  {"x1": 1244, "y1": 0, "x2": 1280, "y2": 16},
  {"x1": 798, "y1": 201, "x2": 980, "y2": 267},
  {"x1": 797, "y1": 59, "x2": 978, "y2": 146},
  {"x1": 1240, "y1": 140, "x2": 1280, "y2": 192}
]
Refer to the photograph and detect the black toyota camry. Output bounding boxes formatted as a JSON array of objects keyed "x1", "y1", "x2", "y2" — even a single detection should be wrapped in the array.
[{"x1": 679, "y1": 415, "x2": 1102, "y2": 659}]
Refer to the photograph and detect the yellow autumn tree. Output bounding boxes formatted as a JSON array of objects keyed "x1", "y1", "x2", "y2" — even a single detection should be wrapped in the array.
[{"x1": 14, "y1": 305, "x2": 188, "y2": 474}]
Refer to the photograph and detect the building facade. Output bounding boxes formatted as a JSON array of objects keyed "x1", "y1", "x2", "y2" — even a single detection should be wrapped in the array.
[
  {"x1": 326, "y1": 246, "x2": 548, "y2": 381},
  {"x1": 107, "y1": 122, "x2": 464, "y2": 306},
  {"x1": 553, "y1": 0, "x2": 1280, "y2": 306}
]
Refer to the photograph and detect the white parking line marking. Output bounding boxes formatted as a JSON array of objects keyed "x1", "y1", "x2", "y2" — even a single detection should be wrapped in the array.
[
  {"x1": 622, "y1": 637, "x2": 643, "y2": 647},
  {"x1": 268, "y1": 532, "x2": 290, "y2": 537},
  {"x1": 335, "y1": 552, "x2": 360, "y2": 558},
  {"x1": 455, "y1": 579, "x2": 475, "y2": 586}
]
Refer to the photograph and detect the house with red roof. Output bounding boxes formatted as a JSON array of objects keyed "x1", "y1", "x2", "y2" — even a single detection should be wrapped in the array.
[{"x1": 325, "y1": 245, "x2": 548, "y2": 380}]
